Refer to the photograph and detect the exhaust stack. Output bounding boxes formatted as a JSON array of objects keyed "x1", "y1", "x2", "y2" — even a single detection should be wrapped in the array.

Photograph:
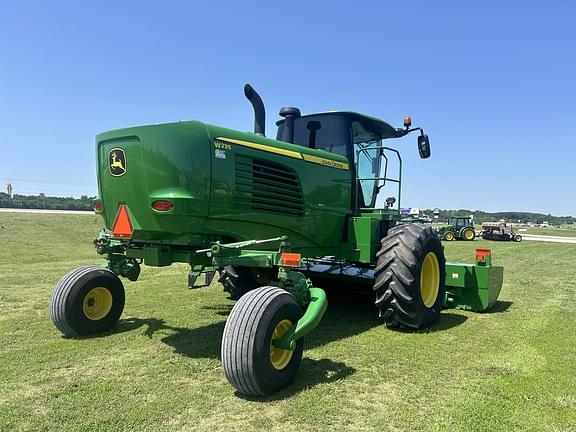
[{"x1": 244, "y1": 84, "x2": 266, "y2": 136}]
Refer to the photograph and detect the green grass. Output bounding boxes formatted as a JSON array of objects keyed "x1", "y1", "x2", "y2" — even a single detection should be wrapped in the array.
[
  {"x1": 1, "y1": 214, "x2": 575, "y2": 431},
  {"x1": 517, "y1": 226, "x2": 576, "y2": 237},
  {"x1": 470, "y1": 224, "x2": 576, "y2": 238}
]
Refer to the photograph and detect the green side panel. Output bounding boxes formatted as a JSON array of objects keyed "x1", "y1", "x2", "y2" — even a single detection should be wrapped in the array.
[
  {"x1": 347, "y1": 216, "x2": 381, "y2": 262},
  {"x1": 202, "y1": 124, "x2": 352, "y2": 251},
  {"x1": 126, "y1": 246, "x2": 211, "y2": 267},
  {"x1": 96, "y1": 120, "x2": 353, "y2": 257},
  {"x1": 96, "y1": 121, "x2": 211, "y2": 244},
  {"x1": 488, "y1": 266, "x2": 504, "y2": 306},
  {"x1": 137, "y1": 246, "x2": 173, "y2": 267},
  {"x1": 445, "y1": 263, "x2": 504, "y2": 312}
]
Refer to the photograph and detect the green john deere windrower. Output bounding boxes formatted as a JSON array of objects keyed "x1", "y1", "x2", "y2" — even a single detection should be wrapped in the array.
[{"x1": 51, "y1": 84, "x2": 503, "y2": 396}]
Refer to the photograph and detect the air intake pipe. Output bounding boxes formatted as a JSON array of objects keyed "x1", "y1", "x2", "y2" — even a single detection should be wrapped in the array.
[
  {"x1": 244, "y1": 84, "x2": 266, "y2": 136},
  {"x1": 279, "y1": 106, "x2": 301, "y2": 144}
]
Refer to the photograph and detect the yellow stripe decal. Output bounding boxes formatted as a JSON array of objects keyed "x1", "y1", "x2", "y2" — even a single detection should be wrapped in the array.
[
  {"x1": 216, "y1": 137, "x2": 302, "y2": 159},
  {"x1": 215, "y1": 136, "x2": 349, "y2": 170},
  {"x1": 302, "y1": 154, "x2": 349, "y2": 170}
]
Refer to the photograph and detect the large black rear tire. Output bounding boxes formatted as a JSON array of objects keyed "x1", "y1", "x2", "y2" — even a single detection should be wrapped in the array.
[
  {"x1": 374, "y1": 224, "x2": 446, "y2": 329},
  {"x1": 221, "y1": 286, "x2": 303, "y2": 396},
  {"x1": 50, "y1": 266, "x2": 125, "y2": 337}
]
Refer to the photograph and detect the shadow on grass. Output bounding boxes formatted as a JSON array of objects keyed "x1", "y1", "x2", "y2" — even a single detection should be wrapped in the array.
[
  {"x1": 113, "y1": 316, "x2": 357, "y2": 396},
  {"x1": 106, "y1": 291, "x2": 380, "y2": 360},
  {"x1": 236, "y1": 358, "x2": 356, "y2": 401},
  {"x1": 200, "y1": 304, "x2": 234, "y2": 317},
  {"x1": 425, "y1": 312, "x2": 468, "y2": 332},
  {"x1": 112, "y1": 317, "x2": 225, "y2": 358},
  {"x1": 112, "y1": 287, "x2": 467, "y2": 359},
  {"x1": 485, "y1": 300, "x2": 514, "y2": 313},
  {"x1": 99, "y1": 288, "x2": 471, "y2": 395},
  {"x1": 380, "y1": 312, "x2": 468, "y2": 334}
]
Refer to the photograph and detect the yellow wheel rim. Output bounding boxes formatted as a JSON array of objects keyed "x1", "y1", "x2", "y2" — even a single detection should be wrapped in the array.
[
  {"x1": 420, "y1": 252, "x2": 440, "y2": 308},
  {"x1": 445, "y1": 232, "x2": 454, "y2": 241},
  {"x1": 270, "y1": 319, "x2": 294, "y2": 370},
  {"x1": 464, "y1": 230, "x2": 474, "y2": 240},
  {"x1": 82, "y1": 287, "x2": 113, "y2": 320}
]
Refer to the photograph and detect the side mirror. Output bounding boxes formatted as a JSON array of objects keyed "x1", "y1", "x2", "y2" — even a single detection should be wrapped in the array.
[{"x1": 418, "y1": 134, "x2": 431, "y2": 159}]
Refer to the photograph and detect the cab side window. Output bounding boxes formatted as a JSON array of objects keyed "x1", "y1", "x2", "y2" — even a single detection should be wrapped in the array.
[
  {"x1": 352, "y1": 121, "x2": 381, "y2": 208},
  {"x1": 307, "y1": 119, "x2": 348, "y2": 157},
  {"x1": 280, "y1": 115, "x2": 350, "y2": 159}
]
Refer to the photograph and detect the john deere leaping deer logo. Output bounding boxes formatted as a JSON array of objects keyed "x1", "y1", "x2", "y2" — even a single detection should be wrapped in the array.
[{"x1": 108, "y1": 148, "x2": 127, "y2": 176}]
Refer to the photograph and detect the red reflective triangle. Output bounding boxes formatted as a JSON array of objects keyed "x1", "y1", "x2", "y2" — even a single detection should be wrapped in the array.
[{"x1": 112, "y1": 205, "x2": 133, "y2": 238}]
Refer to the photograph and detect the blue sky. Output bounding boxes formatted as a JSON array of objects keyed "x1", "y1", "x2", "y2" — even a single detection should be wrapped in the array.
[{"x1": 0, "y1": 1, "x2": 574, "y2": 216}]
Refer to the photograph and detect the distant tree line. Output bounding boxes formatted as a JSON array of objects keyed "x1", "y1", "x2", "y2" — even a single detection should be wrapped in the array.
[
  {"x1": 0, "y1": 193, "x2": 95, "y2": 211},
  {"x1": 424, "y1": 209, "x2": 576, "y2": 225},
  {"x1": 1, "y1": 193, "x2": 575, "y2": 223}
]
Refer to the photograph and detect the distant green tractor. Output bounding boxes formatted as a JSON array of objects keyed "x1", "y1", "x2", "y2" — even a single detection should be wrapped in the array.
[
  {"x1": 437, "y1": 216, "x2": 476, "y2": 241},
  {"x1": 50, "y1": 84, "x2": 503, "y2": 396}
]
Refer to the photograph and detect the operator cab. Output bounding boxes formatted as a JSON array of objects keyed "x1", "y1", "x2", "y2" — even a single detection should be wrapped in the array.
[
  {"x1": 243, "y1": 84, "x2": 430, "y2": 212},
  {"x1": 448, "y1": 217, "x2": 473, "y2": 228},
  {"x1": 276, "y1": 111, "x2": 399, "y2": 158},
  {"x1": 276, "y1": 111, "x2": 404, "y2": 211}
]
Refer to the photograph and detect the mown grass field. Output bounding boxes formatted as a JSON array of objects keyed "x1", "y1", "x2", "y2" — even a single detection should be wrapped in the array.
[
  {"x1": 466, "y1": 224, "x2": 576, "y2": 238},
  {"x1": 1, "y1": 213, "x2": 575, "y2": 431},
  {"x1": 518, "y1": 226, "x2": 576, "y2": 237}
]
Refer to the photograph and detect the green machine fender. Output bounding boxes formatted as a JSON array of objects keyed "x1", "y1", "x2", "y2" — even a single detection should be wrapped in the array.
[
  {"x1": 445, "y1": 248, "x2": 504, "y2": 312},
  {"x1": 272, "y1": 287, "x2": 328, "y2": 350}
]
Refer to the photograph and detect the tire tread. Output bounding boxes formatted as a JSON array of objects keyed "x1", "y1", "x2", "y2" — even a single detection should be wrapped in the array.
[
  {"x1": 50, "y1": 266, "x2": 123, "y2": 337},
  {"x1": 373, "y1": 224, "x2": 446, "y2": 329},
  {"x1": 221, "y1": 286, "x2": 301, "y2": 396}
]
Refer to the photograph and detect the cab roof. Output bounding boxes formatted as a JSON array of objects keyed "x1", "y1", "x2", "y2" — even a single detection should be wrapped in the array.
[{"x1": 276, "y1": 111, "x2": 400, "y2": 139}]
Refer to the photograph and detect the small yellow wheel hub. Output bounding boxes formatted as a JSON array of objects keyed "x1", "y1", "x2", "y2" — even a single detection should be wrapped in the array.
[
  {"x1": 445, "y1": 232, "x2": 454, "y2": 241},
  {"x1": 270, "y1": 319, "x2": 294, "y2": 370},
  {"x1": 420, "y1": 252, "x2": 440, "y2": 308},
  {"x1": 83, "y1": 287, "x2": 113, "y2": 321}
]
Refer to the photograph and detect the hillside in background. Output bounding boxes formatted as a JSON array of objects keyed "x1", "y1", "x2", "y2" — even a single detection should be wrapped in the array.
[{"x1": 425, "y1": 209, "x2": 576, "y2": 225}]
